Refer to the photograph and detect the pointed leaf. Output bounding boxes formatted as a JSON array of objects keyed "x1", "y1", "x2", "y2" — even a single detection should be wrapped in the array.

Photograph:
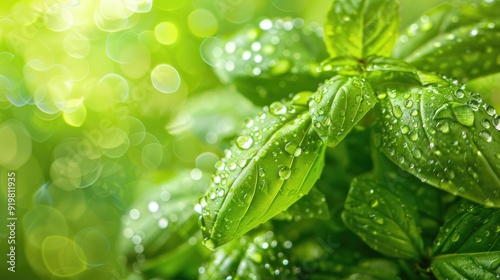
[
  {"x1": 431, "y1": 252, "x2": 500, "y2": 280},
  {"x1": 201, "y1": 18, "x2": 328, "y2": 105},
  {"x1": 199, "y1": 231, "x2": 297, "y2": 279},
  {"x1": 198, "y1": 92, "x2": 326, "y2": 249},
  {"x1": 324, "y1": 0, "x2": 400, "y2": 58},
  {"x1": 309, "y1": 75, "x2": 376, "y2": 147},
  {"x1": 374, "y1": 78, "x2": 500, "y2": 207},
  {"x1": 342, "y1": 175, "x2": 424, "y2": 261},
  {"x1": 273, "y1": 187, "x2": 330, "y2": 221},
  {"x1": 394, "y1": 2, "x2": 500, "y2": 81},
  {"x1": 433, "y1": 201, "x2": 500, "y2": 256}
]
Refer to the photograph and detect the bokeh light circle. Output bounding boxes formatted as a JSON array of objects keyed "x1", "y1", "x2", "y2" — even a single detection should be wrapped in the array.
[{"x1": 151, "y1": 64, "x2": 181, "y2": 93}]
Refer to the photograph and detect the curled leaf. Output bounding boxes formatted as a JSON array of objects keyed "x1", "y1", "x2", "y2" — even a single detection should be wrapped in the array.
[
  {"x1": 309, "y1": 75, "x2": 376, "y2": 147},
  {"x1": 198, "y1": 92, "x2": 326, "y2": 249}
]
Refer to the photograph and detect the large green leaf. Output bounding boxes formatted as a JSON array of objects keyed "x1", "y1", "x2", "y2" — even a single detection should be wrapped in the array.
[
  {"x1": 431, "y1": 252, "x2": 500, "y2": 280},
  {"x1": 394, "y1": 1, "x2": 500, "y2": 81},
  {"x1": 201, "y1": 18, "x2": 328, "y2": 105},
  {"x1": 342, "y1": 174, "x2": 424, "y2": 261},
  {"x1": 198, "y1": 92, "x2": 326, "y2": 249},
  {"x1": 374, "y1": 78, "x2": 500, "y2": 207},
  {"x1": 432, "y1": 201, "x2": 500, "y2": 255},
  {"x1": 324, "y1": 0, "x2": 400, "y2": 58},
  {"x1": 199, "y1": 230, "x2": 297, "y2": 279},
  {"x1": 309, "y1": 75, "x2": 376, "y2": 147},
  {"x1": 118, "y1": 171, "x2": 209, "y2": 261}
]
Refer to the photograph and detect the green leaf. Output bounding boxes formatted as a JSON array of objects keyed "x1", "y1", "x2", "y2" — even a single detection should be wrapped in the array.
[
  {"x1": 432, "y1": 201, "x2": 500, "y2": 256},
  {"x1": 374, "y1": 79, "x2": 500, "y2": 207},
  {"x1": 201, "y1": 18, "x2": 328, "y2": 106},
  {"x1": 118, "y1": 171, "x2": 209, "y2": 261},
  {"x1": 198, "y1": 92, "x2": 326, "y2": 249},
  {"x1": 273, "y1": 187, "x2": 330, "y2": 221},
  {"x1": 394, "y1": 2, "x2": 500, "y2": 81},
  {"x1": 309, "y1": 75, "x2": 376, "y2": 147},
  {"x1": 324, "y1": 0, "x2": 400, "y2": 58},
  {"x1": 199, "y1": 230, "x2": 297, "y2": 279},
  {"x1": 431, "y1": 251, "x2": 500, "y2": 280},
  {"x1": 342, "y1": 174, "x2": 424, "y2": 261}
]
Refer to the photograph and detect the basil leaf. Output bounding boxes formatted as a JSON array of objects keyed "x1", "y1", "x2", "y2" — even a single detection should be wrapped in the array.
[
  {"x1": 431, "y1": 251, "x2": 500, "y2": 280},
  {"x1": 374, "y1": 80, "x2": 500, "y2": 207},
  {"x1": 324, "y1": 0, "x2": 400, "y2": 58},
  {"x1": 199, "y1": 231, "x2": 297, "y2": 279},
  {"x1": 198, "y1": 92, "x2": 326, "y2": 249},
  {"x1": 118, "y1": 171, "x2": 209, "y2": 261},
  {"x1": 394, "y1": 2, "x2": 500, "y2": 81},
  {"x1": 433, "y1": 201, "x2": 500, "y2": 255},
  {"x1": 273, "y1": 187, "x2": 330, "y2": 221},
  {"x1": 309, "y1": 75, "x2": 376, "y2": 147},
  {"x1": 342, "y1": 174, "x2": 424, "y2": 261},
  {"x1": 201, "y1": 18, "x2": 328, "y2": 106}
]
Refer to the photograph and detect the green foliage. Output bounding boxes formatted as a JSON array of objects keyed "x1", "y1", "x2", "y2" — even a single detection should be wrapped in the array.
[{"x1": 126, "y1": 0, "x2": 500, "y2": 279}]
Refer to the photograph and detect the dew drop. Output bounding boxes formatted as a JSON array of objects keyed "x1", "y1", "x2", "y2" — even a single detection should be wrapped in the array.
[
  {"x1": 436, "y1": 121, "x2": 450, "y2": 133},
  {"x1": 479, "y1": 130, "x2": 492, "y2": 142},
  {"x1": 244, "y1": 118, "x2": 254, "y2": 128},
  {"x1": 404, "y1": 100, "x2": 413, "y2": 108},
  {"x1": 269, "y1": 101, "x2": 287, "y2": 115},
  {"x1": 412, "y1": 149, "x2": 422, "y2": 159},
  {"x1": 370, "y1": 198, "x2": 379, "y2": 208},
  {"x1": 481, "y1": 119, "x2": 491, "y2": 129},
  {"x1": 284, "y1": 142, "x2": 302, "y2": 157},
  {"x1": 454, "y1": 89, "x2": 465, "y2": 98},
  {"x1": 236, "y1": 135, "x2": 253, "y2": 149},
  {"x1": 409, "y1": 131, "x2": 419, "y2": 141},
  {"x1": 369, "y1": 214, "x2": 384, "y2": 225},
  {"x1": 278, "y1": 166, "x2": 291, "y2": 180},
  {"x1": 393, "y1": 106, "x2": 403, "y2": 119},
  {"x1": 451, "y1": 233, "x2": 460, "y2": 242},
  {"x1": 493, "y1": 116, "x2": 500, "y2": 130},
  {"x1": 401, "y1": 125, "x2": 410, "y2": 135},
  {"x1": 474, "y1": 236, "x2": 482, "y2": 243}
]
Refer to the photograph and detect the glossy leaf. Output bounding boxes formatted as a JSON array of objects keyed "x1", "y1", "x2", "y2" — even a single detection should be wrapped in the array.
[
  {"x1": 431, "y1": 251, "x2": 500, "y2": 280},
  {"x1": 273, "y1": 187, "x2": 330, "y2": 221},
  {"x1": 198, "y1": 92, "x2": 326, "y2": 249},
  {"x1": 199, "y1": 231, "x2": 297, "y2": 279},
  {"x1": 394, "y1": 2, "x2": 500, "y2": 81},
  {"x1": 201, "y1": 18, "x2": 328, "y2": 105},
  {"x1": 309, "y1": 75, "x2": 376, "y2": 147},
  {"x1": 374, "y1": 79, "x2": 500, "y2": 207},
  {"x1": 433, "y1": 201, "x2": 500, "y2": 255},
  {"x1": 118, "y1": 171, "x2": 209, "y2": 261},
  {"x1": 324, "y1": 0, "x2": 400, "y2": 58},
  {"x1": 342, "y1": 175, "x2": 424, "y2": 261}
]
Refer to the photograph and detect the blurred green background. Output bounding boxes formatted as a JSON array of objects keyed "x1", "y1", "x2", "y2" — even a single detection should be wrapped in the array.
[{"x1": 0, "y1": 0, "x2": 498, "y2": 279}]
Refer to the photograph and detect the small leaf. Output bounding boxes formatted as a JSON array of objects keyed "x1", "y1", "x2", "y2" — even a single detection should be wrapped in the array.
[
  {"x1": 324, "y1": 0, "x2": 400, "y2": 58},
  {"x1": 118, "y1": 171, "x2": 209, "y2": 261},
  {"x1": 309, "y1": 75, "x2": 376, "y2": 147},
  {"x1": 394, "y1": 2, "x2": 500, "y2": 81},
  {"x1": 199, "y1": 230, "x2": 297, "y2": 279},
  {"x1": 374, "y1": 78, "x2": 500, "y2": 207},
  {"x1": 273, "y1": 187, "x2": 330, "y2": 221},
  {"x1": 201, "y1": 18, "x2": 328, "y2": 105},
  {"x1": 431, "y1": 251, "x2": 500, "y2": 280},
  {"x1": 432, "y1": 201, "x2": 500, "y2": 256},
  {"x1": 342, "y1": 175, "x2": 424, "y2": 261},
  {"x1": 198, "y1": 92, "x2": 326, "y2": 249}
]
